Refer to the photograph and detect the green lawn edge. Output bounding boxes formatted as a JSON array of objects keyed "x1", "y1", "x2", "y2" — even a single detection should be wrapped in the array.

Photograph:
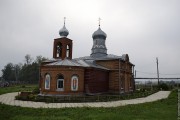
[{"x1": 0, "y1": 89, "x2": 177, "y2": 120}]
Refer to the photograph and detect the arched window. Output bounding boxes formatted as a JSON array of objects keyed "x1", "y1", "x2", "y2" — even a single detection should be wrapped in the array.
[
  {"x1": 71, "y1": 75, "x2": 78, "y2": 91},
  {"x1": 56, "y1": 43, "x2": 62, "y2": 57},
  {"x1": 45, "y1": 74, "x2": 50, "y2": 89},
  {"x1": 66, "y1": 45, "x2": 70, "y2": 57},
  {"x1": 57, "y1": 75, "x2": 64, "y2": 91}
]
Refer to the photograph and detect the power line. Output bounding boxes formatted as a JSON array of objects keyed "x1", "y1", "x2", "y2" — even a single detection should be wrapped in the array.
[
  {"x1": 136, "y1": 70, "x2": 180, "y2": 76},
  {"x1": 159, "y1": 73, "x2": 180, "y2": 75},
  {"x1": 136, "y1": 70, "x2": 156, "y2": 75}
]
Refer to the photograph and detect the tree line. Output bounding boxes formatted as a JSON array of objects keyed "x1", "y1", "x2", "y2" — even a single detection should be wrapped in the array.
[{"x1": 1, "y1": 54, "x2": 48, "y2": 84}]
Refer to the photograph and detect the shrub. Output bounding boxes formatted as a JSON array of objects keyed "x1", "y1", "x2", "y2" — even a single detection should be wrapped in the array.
[
  {"x1": 46, "y1": 97, "x2": 53, "y2": 103},
  {"x1": 158, "y1": 83, "x2": 169, "y2": 90},
  {"x1": 15, "y1": 95, "x2": 20, "y2": 100},
  {"x1": 140, "y1": 88, "x2": 146, "y2": 92},
  {"x1": 32, "y1": 87, "x2": 40, "y2": 94},
  {"x1": 21, "y1": 85, "x2": 26, "y2": 88},
  {"x1": 28, "y1": 94, "x2": 36, "y2": 100}
]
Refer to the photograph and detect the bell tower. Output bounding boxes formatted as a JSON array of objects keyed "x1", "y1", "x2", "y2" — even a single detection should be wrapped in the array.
[{"x1": 53, "y1": 17, "x2": 73, "y2": 60}]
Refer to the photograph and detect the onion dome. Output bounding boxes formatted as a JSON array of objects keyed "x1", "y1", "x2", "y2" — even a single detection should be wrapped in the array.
[
  {"x1": 92, "y1": 27, "x2": 107, "y2": 39},
  {"x1": 59, "y1": 24, "x2": 69, "y2": 37}
]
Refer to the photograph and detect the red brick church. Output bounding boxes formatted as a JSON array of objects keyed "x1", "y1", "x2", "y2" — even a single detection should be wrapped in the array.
[{"x1": 39, "y1": 20, "x2": 135, "y2": 95}]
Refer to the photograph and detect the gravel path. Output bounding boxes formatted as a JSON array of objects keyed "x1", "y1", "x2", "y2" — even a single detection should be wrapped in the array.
[{"x1": 0, "y1": 91, "x2": 170, "y2": 108}]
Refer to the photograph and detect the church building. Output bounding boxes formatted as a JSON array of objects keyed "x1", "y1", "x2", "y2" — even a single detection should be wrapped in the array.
[{"x1": 39, "y1": 20, "x2": 135, "y2": 95}]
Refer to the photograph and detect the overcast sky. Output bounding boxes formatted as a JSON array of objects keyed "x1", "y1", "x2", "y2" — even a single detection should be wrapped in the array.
[{"x1": 0, "y1": 0, "x2": 180, "y2": 78}]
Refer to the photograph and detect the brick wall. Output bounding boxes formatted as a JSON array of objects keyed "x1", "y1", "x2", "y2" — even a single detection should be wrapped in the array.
[
  {"x1": 84, "y1": 68, "x2": 109, "y2": 93},
  {"x1": 96, "y1": 59, "x2": 134, "y2": 93},
  {"x1": 40, "y1": 66, "x2": 84, "y2": 95}
]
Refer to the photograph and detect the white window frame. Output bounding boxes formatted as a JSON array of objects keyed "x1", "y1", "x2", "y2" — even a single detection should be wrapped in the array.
[
  {"x1": 57, "y1": 79, "x2": 64, "y2": 91},
  {"x1": 66, "y1": 45, "x2": 70, "y2": 57},
  {"x1": 45, "y1": 74, "x2": 50, "y2": 90},
  {"x1": 71, "y1": 75, "x2": 78, "y2": 91}
]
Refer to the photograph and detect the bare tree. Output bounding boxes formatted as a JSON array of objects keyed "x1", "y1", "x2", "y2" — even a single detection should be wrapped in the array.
[
  {"x1": 35, "y1": 55, "x2": 48, "y2": 64},
  {"x1": 24, "y1": 54, "x2": 33, "y2": 64}
]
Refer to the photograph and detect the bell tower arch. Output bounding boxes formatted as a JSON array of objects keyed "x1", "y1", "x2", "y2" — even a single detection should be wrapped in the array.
[
  {"x1": 53, "y1": 38, "x2": 72, "y2": 60},
  {"x1": 53, "y1": 18, "x2": 73, "y2": 60}
]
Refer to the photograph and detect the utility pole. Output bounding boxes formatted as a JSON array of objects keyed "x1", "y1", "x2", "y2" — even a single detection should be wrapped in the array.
[{"x1": 156, "y1": 57, "x2": 160, "y2": 85}]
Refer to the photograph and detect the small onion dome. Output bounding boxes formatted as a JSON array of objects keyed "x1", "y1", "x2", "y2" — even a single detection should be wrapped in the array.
[
  {"x1": 92, "y1": 27, "x2": 107, "y2": 39},
  {"x1": 59, "y1": 25, "x2": 69, "y2": 37}
]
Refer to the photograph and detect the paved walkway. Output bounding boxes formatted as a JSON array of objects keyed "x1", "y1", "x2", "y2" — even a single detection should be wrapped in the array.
[{"x1": 0, "y1": 91, "x2": 170, "y2": 108}]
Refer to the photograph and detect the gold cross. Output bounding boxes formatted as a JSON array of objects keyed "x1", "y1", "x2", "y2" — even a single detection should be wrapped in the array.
[
  {"x1": 98, "y1": 17, "x2": 101, "y2": 27},
  {"x1": 64, "y1": 17, "x2": 66, "y2": 25}
]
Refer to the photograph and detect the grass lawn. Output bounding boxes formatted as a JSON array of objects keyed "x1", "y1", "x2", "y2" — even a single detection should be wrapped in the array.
[
  {"x1": 0, "y1": 84, "x2": 38, "y2": 95},
  {"x1": 0, "y1": 86, "x2": 177, "y2": 120}
]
